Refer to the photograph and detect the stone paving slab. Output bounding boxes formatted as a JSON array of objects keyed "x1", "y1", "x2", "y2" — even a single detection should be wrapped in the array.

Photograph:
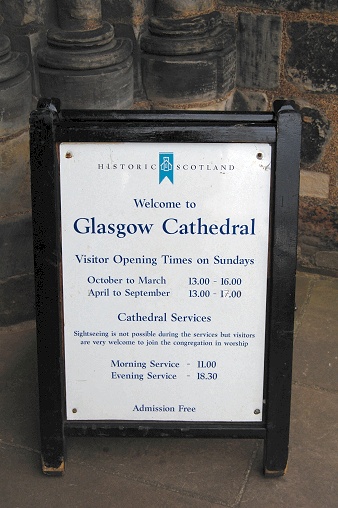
[
  {"x1": 0, "y1": 273, "x2": 337, "y2": 507},
  {"x1": 293, "y1": 275, "x2": 338, "y2": 391},
  {"x1": 240, "y1": 384, "x2": 338, "y2": 508},
  {"x1": 0, "y1": 442, "x2": 220, "y2": 508},
  {"x1": 66, "y1": 436, "x2": 257, "y2": 506}
]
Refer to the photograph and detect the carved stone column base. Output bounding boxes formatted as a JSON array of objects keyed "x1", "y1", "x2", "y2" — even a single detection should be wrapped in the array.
[
  {"x1": 141, "y1": 11, "x2": 236, "y2": 107},
  {"x1": 0, "y1": 34, "x2": 32, "y2": 210},
  {"x1": 38, "y1": 21, "x2": 134, "y2": 109},
  {"x1": 0, "y1": 35, "x2": 32, "y2": 135},
  {"x1": 0, "y1": 35, "x2": 34, "y2": 325}
]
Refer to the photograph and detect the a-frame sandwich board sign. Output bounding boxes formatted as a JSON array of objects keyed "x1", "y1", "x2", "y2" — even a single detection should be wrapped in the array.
[{"x1": 30, "y1": 99, "x2": 301, "y2": 476}]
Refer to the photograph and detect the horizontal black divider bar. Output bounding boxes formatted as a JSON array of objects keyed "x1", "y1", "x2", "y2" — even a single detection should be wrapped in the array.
[
  {"x1": 57, "y1": 125, "x2": 276, "y2": 144},
  {"x1": 64, "y1": 421, "x2": 266, "y2": 439},
  {"x1": 61, "y1": 109, "x2": 275, "y2": 124}
]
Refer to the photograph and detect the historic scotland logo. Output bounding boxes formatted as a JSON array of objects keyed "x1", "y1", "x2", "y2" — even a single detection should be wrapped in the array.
[{"x1": 159, "y1": 152, "x2": 174, "y2": 184}]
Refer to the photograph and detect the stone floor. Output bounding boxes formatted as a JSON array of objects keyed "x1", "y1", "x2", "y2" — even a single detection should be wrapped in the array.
[{"x1": 0, "y1": 272, "x2": 337, "y2": 507}]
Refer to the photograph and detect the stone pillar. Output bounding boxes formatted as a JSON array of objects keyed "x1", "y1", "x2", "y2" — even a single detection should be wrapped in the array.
[
  {"x1": 37, "y1": 0, "x2": 134, "y2": 108},
  {"x1": 140, "y1": 0, "x2": 236, "y2": 108},
  {"x1": 0, "y1": 35, "x2": 35, "y2": 325}
]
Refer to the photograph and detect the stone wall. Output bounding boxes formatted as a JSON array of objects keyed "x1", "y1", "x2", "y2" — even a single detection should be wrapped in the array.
[
  {"x1": 216, "y1": 1, "x2": 338, "y2": 275},
  {"x1": 0, "y1": 0, "x2": 337, "y2": 324}
]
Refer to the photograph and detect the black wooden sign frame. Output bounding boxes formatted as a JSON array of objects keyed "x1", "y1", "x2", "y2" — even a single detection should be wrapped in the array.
[{"x1": 30, "y1": 99, "x2": 301, "y2": 476}]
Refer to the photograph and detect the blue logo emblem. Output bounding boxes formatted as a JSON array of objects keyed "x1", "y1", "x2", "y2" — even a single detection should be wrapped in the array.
[{"x1": 159, "y1": 152, "x2": 174, "y2": 184}]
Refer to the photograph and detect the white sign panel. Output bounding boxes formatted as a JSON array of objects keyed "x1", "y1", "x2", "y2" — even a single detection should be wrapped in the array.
[{"x1": 60, "y1": 142, "x2": 271, "y2": 422}]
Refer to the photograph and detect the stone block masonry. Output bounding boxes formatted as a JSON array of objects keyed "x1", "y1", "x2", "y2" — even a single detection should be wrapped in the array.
[
  {"x1": 217, "y1": 2, "x2": 338, "y2": 275},
  {"x1": 236, "y1": 13, "x2": 282, "y2": 90},
  {"x1": 287, "y1": 22, "x2": 338, "y2": 94},
  {"x1": 219, "y1": 1, "x2": 338, "y2": 12},
  {"x1": 0, "y1": 216, "x2": 35, "y2": 325}
]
